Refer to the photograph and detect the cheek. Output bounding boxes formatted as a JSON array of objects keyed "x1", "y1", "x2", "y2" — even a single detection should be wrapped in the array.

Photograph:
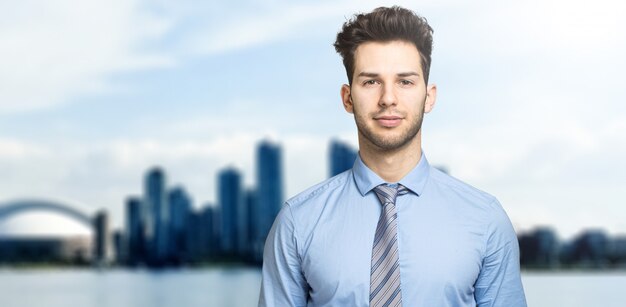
[
  {"x1": 352, "y1": 104, "x2": 371, "y2": 125},
  {"x1": 400, "y1": 93, "x2": 426, "y2": 110},
  {"x1": 353, "y1": 102, "x2": 374, "y2": 120},
  {"x1": 352, "y1": 94, "x2": 379, "y2": 113},
  {"x1": 352, "y1": 88, "x2": 380, "y2": 103}
]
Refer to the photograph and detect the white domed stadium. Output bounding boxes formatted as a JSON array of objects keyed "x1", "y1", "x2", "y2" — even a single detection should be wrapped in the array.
[{"x1": 0, "y1": 200, "x2": 94, "y2": 264}]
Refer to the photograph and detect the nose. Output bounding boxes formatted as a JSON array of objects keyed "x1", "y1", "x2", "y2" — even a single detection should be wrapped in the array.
[{"x1": 378, "y1": 83, "x2": 397, "y2": 108}]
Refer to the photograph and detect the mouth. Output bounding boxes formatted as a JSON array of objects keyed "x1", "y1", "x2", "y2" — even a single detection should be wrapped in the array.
[{"x1": 374, "y1": 115, "x2": 403, "y2": 128}]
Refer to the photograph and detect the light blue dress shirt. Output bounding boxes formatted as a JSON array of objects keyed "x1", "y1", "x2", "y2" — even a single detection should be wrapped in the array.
[{"x1": 259, "y1": 153, "x2": 526, "y2": 306}]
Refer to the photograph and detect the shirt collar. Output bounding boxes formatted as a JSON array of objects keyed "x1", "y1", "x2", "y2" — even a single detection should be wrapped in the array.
[{"x1": 352, "y1": 151, "x2": 430, "y2": 197}]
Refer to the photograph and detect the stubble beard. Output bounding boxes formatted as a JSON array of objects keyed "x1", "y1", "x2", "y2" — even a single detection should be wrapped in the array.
[{"x1": 354, "y1": 105, "x2": 425, "y2": 152}]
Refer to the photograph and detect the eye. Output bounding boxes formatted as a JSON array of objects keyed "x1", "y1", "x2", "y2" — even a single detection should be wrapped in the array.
[
  {"x1": 399, "y1": 79, "x2": 414, "y2": 86},
  {"x1": 363, "y1": 79, "x2": 379, "y2": 86}
]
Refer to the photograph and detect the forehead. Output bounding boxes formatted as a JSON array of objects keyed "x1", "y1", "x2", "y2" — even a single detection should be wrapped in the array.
[{"x1": 353, "y1": 40, "x2": 423, "y2": 75}]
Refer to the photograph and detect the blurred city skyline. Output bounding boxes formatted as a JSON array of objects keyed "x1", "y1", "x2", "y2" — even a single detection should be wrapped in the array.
[
  {"x1": 1, "y1": 0, "x2": 625, "y2": 241},
  {"x1": 3, "y1": 139, "x2": 624, "y2": 271}
]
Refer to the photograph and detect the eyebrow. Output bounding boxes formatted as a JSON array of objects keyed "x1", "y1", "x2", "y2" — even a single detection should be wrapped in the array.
[
  {"x1": 397, "y1": 71, "x2": 420, "y2": 77},
  {"x1": 357, "y1": 71, "x2": 420, "y2": 78}
]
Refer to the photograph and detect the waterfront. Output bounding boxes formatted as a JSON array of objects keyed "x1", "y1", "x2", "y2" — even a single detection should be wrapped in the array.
[{"x1": 0, "y1": 268, "x2": 624, "y2": 307}]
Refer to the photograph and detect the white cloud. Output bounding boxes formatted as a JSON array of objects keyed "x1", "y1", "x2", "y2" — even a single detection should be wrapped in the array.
[
  {"x1": 428, "y1": 0, "x2": 626, "y2": 58},
  {"x1": 0, "y1": 138, "x2": 49, "y2": 158},
  {"x1": 0, "y1": 0, "x2": 174, "y2": 113},
  {"x1": 177, "y1": 2, "x2": 345, "y2": 55},
  {"x1": 175, "y1": 0, "x2": 451, "y2": 56}
]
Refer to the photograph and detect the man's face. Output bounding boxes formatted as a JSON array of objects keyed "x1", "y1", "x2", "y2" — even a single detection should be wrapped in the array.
[{"x1": 341, "y1": 40, "x2": 436, "y2": 151}]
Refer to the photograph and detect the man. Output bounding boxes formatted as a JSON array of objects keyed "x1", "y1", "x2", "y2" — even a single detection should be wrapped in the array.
[{"x1": 259, "y1": 6, "x2": 526, "y2": 307}]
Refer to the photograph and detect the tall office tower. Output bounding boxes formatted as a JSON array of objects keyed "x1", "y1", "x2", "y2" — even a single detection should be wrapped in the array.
[
  {"x1": 200, "y1": 206, "x2": 216, "y2": 259},
  {"x1": 329, "y1": 139, "x2": 357, "y2": 177},
  {"x1": 145, "y1": 167, "x2": 169, "y2": 264},
  {"x1": 205, "y1": 203, "x2": 220, "y2": 258},
  {"x1": 245, "y1": 188, "x2": 260, "y2": 262},
  {"x1": 218, "y1": 167, "x2": 243, "y2": 257},
  {"x1": 125, "y1": 197, "x2": 143, "y2": 265},
  {"x1": 112, "y1": 229, "x2": 125, "y2": 265},
  {"x1": 256, "y1": 140, "x2": 283, "y2": 258},
  {"x1": 93, "y1": 210, "x2": 109, "y2": 266},
  {"x1": 184, "y1": 209, "x2": 201, "y2": 263},
  {"x1": 168, "y1": 187, "x2": 191, "y2": 263}
]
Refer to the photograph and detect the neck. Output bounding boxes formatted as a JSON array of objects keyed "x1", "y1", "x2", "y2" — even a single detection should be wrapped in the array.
[{"x1": 358, "y1": 131, "x2": 422, "y2": 183}]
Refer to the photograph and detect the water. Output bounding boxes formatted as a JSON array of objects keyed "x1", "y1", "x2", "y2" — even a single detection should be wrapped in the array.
[
  {"x1": 0, "y1": 268, "x2": 624, "y2": 307},
  {"x1": 523, "y1": 271, "x2": 626, "y2": 307},
  {"x1": 0, "y1": 267, "x2": 262, "y2": 307}
]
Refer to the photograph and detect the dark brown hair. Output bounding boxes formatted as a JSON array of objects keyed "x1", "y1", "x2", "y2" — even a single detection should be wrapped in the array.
[{"x1": 333, "y1": 6, "x2": 434, "y2": 85}]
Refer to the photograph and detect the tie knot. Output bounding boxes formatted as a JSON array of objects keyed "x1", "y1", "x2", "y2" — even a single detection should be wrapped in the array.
[{"x1": 373, "y1": 184, "x2": 408, "y2": 205}]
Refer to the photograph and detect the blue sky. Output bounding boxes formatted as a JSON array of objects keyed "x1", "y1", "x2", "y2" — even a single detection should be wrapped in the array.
[{"x1": 1, "y1": 0, "x2": 625, "y2": 239}]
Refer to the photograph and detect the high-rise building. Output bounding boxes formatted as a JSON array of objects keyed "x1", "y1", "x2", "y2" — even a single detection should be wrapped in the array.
[
  {"x1": 218, "y1": 167, "x2": 243, "y2": 257},
  {"x1": 125, "y1": 197, "x2": 143, "y2": 265},
  {"x1": 184, "y1": 205, "x2": 217, "y2": 262},
  {"x1": 255, "y1": 140, "x2": 283, "y2": 259},
  {"x1": 93, "y1": 210, "x2": 109, "y2": 265},
  {"x1": 245, "y1": 188, "x2": 260, "y2": 262},
  {"x1": 329, "y1": 139, "x2": 357, "y2": 177},
  {"x1": 145, "y1": 167, "x2": 169, "y2": 264},
  {"x1": 112, "y1": 229, "x2": 125, "y2": 265},
  {"x1": 185, "y1": 209, "x2": 203, "y2": 263},
  {"x1": 200, "y1": 206, "x2": 217, "y2": 259},
  {"x1": 206, "y1": 204, "x2": 220, "y2": 257},
  {"x1": 168, "y1": 186, "x2": 191, "y2": 263}
]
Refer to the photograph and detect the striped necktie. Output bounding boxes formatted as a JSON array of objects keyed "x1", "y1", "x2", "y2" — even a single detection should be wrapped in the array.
[{"x1": 370, "y1": 184, "x2": 408, "y2": 307}]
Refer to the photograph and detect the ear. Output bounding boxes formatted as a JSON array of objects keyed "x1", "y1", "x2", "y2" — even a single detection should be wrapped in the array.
[
  {"x1": 424, "y1": 83, "x2": 437, "y2": 114},
  {"x1": 341, "y1": 84, "x2": 354, "y2": 114}
]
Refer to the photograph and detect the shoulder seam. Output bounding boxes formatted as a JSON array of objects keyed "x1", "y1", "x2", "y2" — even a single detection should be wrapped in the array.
[{"x1": 286, "y1": 173, "x2": 346, "y2": 207}]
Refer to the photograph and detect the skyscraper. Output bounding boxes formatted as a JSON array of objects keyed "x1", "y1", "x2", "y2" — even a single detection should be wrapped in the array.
[
  {"x1": 112, "y1": 229, "x2": 125, "y2": 265},
  {"x1": 145, "y1": 167, "x2": 169, "y2": 264},
  {"x1": 245, "y1": 188, "x2": 259, "y2": 262},
  {"x1": 200, "y1": 206, "x2": 217, "y2": 259},
  {"x1": 168, "y1": 186, "x2": 191, "y2": 263},
  {"x1": 255, "y1": 140, "x2": 283, "y2": 260},
  {"x1": 93, "y1": 210, "x2": 109, "y2": 266},
  {"x1": 329, "y1": 139, "x2": 357, "y2": 177},
  {"x1": 125, "y1": 196, "x2": 143, "y2": 265},
  {"x1": 185, "y1": 209, "x2": 201, "y2": 263},
  {"x1": 218, "y1": 167, "x2": 243, "y2": 257}
]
